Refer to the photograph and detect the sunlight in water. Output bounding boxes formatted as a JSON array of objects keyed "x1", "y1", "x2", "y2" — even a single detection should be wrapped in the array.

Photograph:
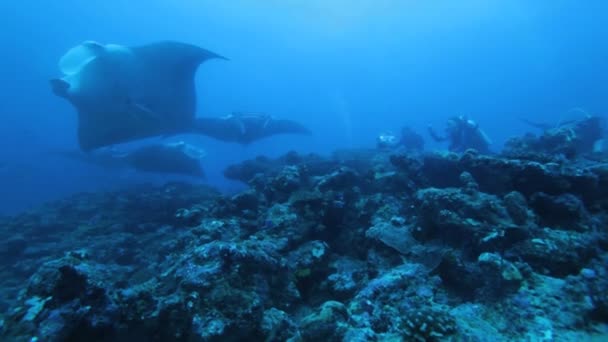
[
  {"x1": 195, "y1": 0, "x2": 507, "y2": 40},
  {"x1": 330, "y1": 90, "x2": 354, "y2": 146}
]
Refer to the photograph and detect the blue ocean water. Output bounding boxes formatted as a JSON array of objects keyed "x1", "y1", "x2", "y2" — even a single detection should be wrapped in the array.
[{"x1": 0, "y1": 0, "x2": 607, "y2": 215}]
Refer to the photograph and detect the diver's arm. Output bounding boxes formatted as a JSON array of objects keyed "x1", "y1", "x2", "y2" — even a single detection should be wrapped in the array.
[
  {"x1": 478, "y1": 128, "x2": 492, "y2": 146},
  {"x1": 192, "y1": 114, "x2": 311, "y2": 144}
]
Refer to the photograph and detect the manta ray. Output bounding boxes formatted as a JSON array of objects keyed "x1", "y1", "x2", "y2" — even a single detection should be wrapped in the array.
[
  {"x1": 51, "y1": 40, "x2": 310, "y2": 151},
  {"x1": 55, "y1": 142, "x2": 207, "y2": 177}
]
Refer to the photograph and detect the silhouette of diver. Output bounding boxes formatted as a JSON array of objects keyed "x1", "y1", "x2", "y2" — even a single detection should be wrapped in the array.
[
  {"x1": 399, "y1": 126, "x2": 425, "y2": 151},
  {"x1": 428, "y1": 115, "x2": 492, "y2": 154},
  {"x1": 376, "y1": 126, "x2": 425, "y2": 151}
]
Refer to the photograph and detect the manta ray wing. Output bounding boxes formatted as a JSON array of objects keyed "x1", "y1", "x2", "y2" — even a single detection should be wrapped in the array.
[
  {"x1": 52, "y1": 41, "x2": 226, "y2": 151},
  {"x1": 128, "y1": 41, "x2": 227, "y2": 125}
]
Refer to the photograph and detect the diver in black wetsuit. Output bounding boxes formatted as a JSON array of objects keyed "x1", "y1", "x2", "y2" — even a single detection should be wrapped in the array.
[{"x1": 428, "y1": 115, "x2": 492, "y2": 154}]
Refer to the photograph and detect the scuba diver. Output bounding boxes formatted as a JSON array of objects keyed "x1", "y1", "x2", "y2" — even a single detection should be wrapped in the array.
[
  {"x1": 376, "y1": 131, "x2": 399, "y2": 149},
  {"x1": 428, "y1": 115, "x2": 492, "y2": 154},
  {"x1": 399, "y1": 126, "x2": 425, "y2": 151},
  {"x1": 376, "y1": 126, "x2": 425, "y2": 151}
]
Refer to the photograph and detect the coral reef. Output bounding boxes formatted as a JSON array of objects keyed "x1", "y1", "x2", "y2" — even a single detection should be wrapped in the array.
[
  {"x1": 1, "y1": 140, "x2": 608, "y2": 341},
  {"x1": 505, "y1": 116, "x2": 603, "y2": 161}
]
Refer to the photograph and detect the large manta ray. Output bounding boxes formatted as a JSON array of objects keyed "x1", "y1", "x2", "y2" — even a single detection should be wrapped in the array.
[{"x1": 51, "y1": 41, "x2": 310, "y2": 151}]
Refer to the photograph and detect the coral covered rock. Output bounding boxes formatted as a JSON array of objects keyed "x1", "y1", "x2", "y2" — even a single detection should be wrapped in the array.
[{"x1": 1, "y1": 141, "x2": 608, "y2": 341}]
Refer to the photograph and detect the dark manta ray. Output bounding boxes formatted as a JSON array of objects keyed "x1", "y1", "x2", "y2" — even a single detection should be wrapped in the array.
[
  {"x1": 127, "y1": 142, "x2": 206, "y2": 177},
  {"x1": 54, "y1": 141, "x2": 206, "y2": 177},
  {"x1": 51, "y1": 40, "x2": 310, "y2": 151}
]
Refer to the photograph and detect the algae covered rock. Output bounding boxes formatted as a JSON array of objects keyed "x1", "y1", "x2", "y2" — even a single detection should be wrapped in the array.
[
  {"x1": 2, "y1": 137, "x2": 608, "y2": 341},
  {"x1": 400, "y1": 306, "x2": 456, "y2": 342},
  {"x1": 300, "y1": 301, "x2": 350, "y2": 341},
  {"x1": 260, "y1": 308, "x2": 300, "y2": 342}
]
